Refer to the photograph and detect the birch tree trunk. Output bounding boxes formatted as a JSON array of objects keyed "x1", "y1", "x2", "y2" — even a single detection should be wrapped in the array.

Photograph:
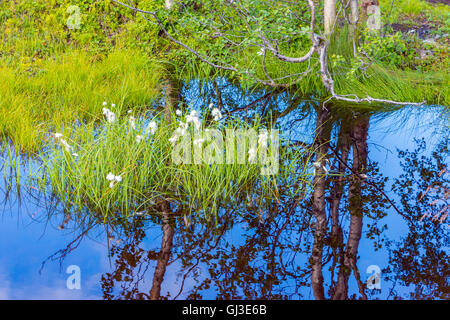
[
  {"x1": 324, "y1": 0, "x2": 337, "y2": 36},
  {"x1": 349, "y1": 0, "x2": 359, "y2": 36}
]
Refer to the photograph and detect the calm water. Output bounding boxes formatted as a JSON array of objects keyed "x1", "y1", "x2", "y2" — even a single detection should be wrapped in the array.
[{"x1": 0, "y1": 86, "x2": 448, "y2": 299}]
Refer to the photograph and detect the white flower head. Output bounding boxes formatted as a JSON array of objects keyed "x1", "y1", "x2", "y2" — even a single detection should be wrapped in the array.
[
  {"x1": 175, "y1": 127, "x2": 186, "y2": 136},
  {"x1": 107, "y1": 112, "x2": 115, "y2": 123},
  {"x1": 146, "y1": 121, "x2": 157, "y2": 135},
  {"x1": 59, "y1": 139, "x2": 72, "y2": 152},
  {"x1": 193, "y1": 138, "x2": 205, "y2": 146},
  {"x1": 129, "y1": 116, "x2": 136, "y2": 129},
  {"x1": 169, "y1": 135, "x2": 179, "y2": 146},
  {"x1": 175, "y1": 109, "x2": 182, "y2": 116},
  {"x1": 135, "y1": 135, "x2": 144, "y2": 143},
  {"x1": 54, "y1": 132, "x2": 63, "y2": 139},
  {"x1": 106, "y1": 172, "x2": 115, "y2": 181},
  {"x1": 102, "y1": 108, "x2": 115, "y2": 123},
  {"x1": 106, "y1": 172, "x2": 122, "y2": 188},
  {"x1": 186, "y1": 110, "x2": 201, "y2": 130},
  {"x1": 111, "y1": 103, "x2": 116, "y2": 108},
  {"x1": 102, "y1": 101, "x2": 107, "y2": 106},
  {"x1": 212, "y1": 108, "x2": 222, "y2": 121}
]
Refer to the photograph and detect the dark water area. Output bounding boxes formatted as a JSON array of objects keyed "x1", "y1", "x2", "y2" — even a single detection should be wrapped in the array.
[{"x1": 0, "y1": 83, "x2": 448, "y2": 300}]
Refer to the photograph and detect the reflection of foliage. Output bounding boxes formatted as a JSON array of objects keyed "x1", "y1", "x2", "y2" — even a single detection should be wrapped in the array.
[
  {"x1": 101, "y1": 217, "x2": 163, "y2": 300},
  {"x1": 78, "y1": 121, "x2": 450, "y2": 300},
  {"x1": 386, "y1": 137, "x2": 449, "y2": 300},
  {"x1": 184, "y1": 200, "x2": 312, "y2": 300}
]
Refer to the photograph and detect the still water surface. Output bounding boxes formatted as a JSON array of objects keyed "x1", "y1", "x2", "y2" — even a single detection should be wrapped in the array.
[{"x1": 0, "y1": 91, "x2": 448, "y2": 299}]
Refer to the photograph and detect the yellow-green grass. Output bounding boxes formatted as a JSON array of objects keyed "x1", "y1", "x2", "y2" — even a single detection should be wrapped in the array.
[
  {"x1": 0, "y1": 0, "x2": 448, "y2": 157},
  {"x1": 0, "y1": 48, "x2": 164, "y2": 151},
  {"x1": 379, "y1": 0, "x2": 450, "y2": 22},
  {"x1": 37, "y1": 111, "x2": 313, "y2": 220}
]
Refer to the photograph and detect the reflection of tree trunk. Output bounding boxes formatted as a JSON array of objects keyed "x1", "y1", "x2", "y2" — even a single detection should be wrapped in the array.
[
  {"x1": 333, "y1": 116, "x2": 369, "y2": 300},
  {"x1": 150, "y1": 202, "x2": 175, "y2": 300},
  {"x1": 150, "y1": 11, "x2": 179, "y2": 296},
  {"x1": 148, "y1": 84, "x2": 177, "y2": 299},
  {"x1": 310, "y1": 106, "x2": 332, "y2": 300},
  {"x1": 329, "y1": 121, "x2": 352, "y2": 296}
]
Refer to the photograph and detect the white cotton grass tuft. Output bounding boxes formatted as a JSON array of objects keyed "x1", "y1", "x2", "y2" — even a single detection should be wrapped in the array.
[
  {"x1": 102, "y1": 107, "x2": 115, "y2": 123},
  {"x1": 135, "y1": 135, "x2": 144, "y2": 143},
  {"x1": 169, "y1": 135, "x2": 179, "y2": 146},
  {"x1": 53, "y1": 132, "x2": 75, "y2": 153},
  {"x1": 169, "y1": 120, "x2": 189, "y2": 145},
  {"x1": 193, "y1": 138, "x2": 205, "y2": 147},
  {"x1": 106, "y1": 172, "x2": 122, "y2": 188},
  {"x1": 175, "y1": 109, "x2": 182, "y2": 116},
  {"x1": 211, "y1": 108, "x2": 222, "y2": 121},
  {"x1": 59, "y1": 139, "x2": 72, "y2": 152},
  {"x1": 145, "y1": 121, "x2": 157, "y2": 135},
  {"x1": 102, "y1": 101, "x2": 107, "y2": 106},
  {"x1": 186, "y1": 110, "x2": 201, "y2": 130},
  {"x1": 248, "y1": 147, "x2": 257, "y2": 162},
  {"x1": 129, "y1": 116, "x2": 136, "y2": 129},
  {"x1": 106, "y1": 172, "x2": 115, "y2": 181},
  {"x1": 175, "y1": 126, "x2": 186, "y2": 136}
]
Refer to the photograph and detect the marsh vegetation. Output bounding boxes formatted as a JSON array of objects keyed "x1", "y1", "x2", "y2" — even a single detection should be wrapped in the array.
[{"x1": 0, "y1": 0, "x2": 448, "y2": 300}]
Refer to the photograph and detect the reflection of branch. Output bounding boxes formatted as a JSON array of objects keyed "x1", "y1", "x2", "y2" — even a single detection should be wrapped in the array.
[
  {"x1": 39, "y1": 225, "x2": 94, "y2": 274},
  {"x1": 173, "y1": 217, "x2": 229, "y2": 299},
  {"x1": 328, "y1": 145, "x2": 414, "y2": 224}
]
